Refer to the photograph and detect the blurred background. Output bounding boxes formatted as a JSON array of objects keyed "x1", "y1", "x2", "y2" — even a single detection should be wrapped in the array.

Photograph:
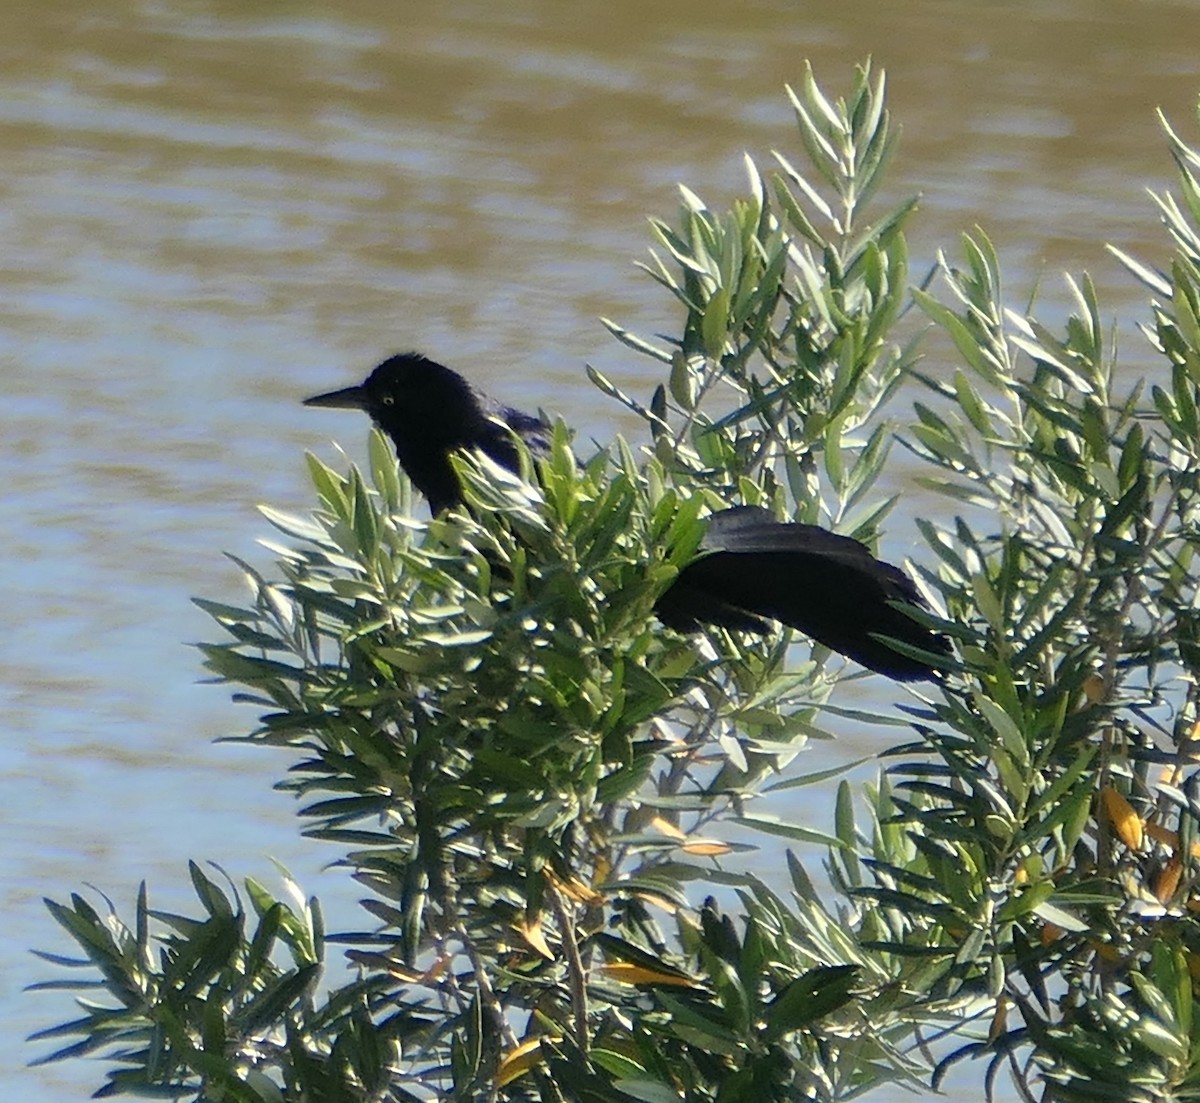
[{"x1": 2, "y1": 0, "x2": 1196, "y2": 1097}]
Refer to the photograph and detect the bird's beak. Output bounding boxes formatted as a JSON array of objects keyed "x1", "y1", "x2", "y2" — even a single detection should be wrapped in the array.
[{"x1": 302, "y1": 384, "x2": 369, "y2": 410}]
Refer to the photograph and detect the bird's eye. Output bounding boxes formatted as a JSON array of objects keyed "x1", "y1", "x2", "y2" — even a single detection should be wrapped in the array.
[{"x1": 381, "y1": 394, "x2": 395, "y2": 406}]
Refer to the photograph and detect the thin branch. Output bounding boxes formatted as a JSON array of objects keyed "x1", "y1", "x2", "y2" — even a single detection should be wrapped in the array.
[{"x1": 549, "y1": 885, "x2": 589, "y2": 1058}]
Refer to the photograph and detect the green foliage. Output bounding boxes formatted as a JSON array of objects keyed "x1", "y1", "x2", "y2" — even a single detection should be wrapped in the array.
[
  {"x1": 892, "y1": 103, "x2": 1200, "y2": 1100},
  {"x1": 25, "y1": 865, "x2": 403, "y2": 1102},
  {"x1": 596, "y1": 60, "x2": 911, "y2": 535},
  {"x1": 28, "y1": 64, "x2": 1200, "y2": 1103}
]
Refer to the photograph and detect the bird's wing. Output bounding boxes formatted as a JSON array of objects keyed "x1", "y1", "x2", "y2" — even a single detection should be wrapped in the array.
[
  {"x1": 702, "y1": 506, "x2": 862, "y2": 553},
  {"x1": 479, "y1": 398, "x2": 554, "y2": 461},
  {"x1": 468, "y1": 402, "x2": 554, "y2": 482},
  {"x1": 700, "y1": 506, "x2": 921, "y2": 598},
  {"x1": 659, "y1": 506, "x2": 947, "y2": 680},
  {"x1": 499, "y1": 406, "x2": 554, "y2": 459}
]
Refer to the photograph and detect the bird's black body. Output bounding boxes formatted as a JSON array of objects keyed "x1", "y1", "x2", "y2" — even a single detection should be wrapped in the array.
[
  {"x1": 304, "y1": 353, "x2": 552, "y2": 515},
  {"x1": 305, "y1": 353, "x2": 950, "y2": 681}
]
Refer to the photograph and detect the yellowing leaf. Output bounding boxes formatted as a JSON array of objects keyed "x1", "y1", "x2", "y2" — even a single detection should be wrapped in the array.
[
  {"x1": 681, "y1": 840, "x2": 733, "y2": 856},
  {"x1": 632, "y1": 891, "x2": 678, "y2": 914},
  {"x1": 601, "y1": 963, "x2": 698, "y2": 988},
  {"x1": 379, "y1": 963, "x2": 423, "y2": 983},
  {"x1": 544, "y1": 866, "x2": 604, "y2": 907},
  {"x1": 1145, "y1": 822, "x2": 1180, "y2": 850},
  {"x1": 1040, "y1": 923, "x2": 1064, "y2": 947},
  {"x1": 650, "y1": 815, "x2": 686, "y2": 840},
  {"x1": 350, "y1": 953, "x2": 449, "y2": 985},
  {"x1": 1100, "y1": 786, "x2": 1144, "y2": 851},
  {"x1": 497, "y1": 1036, "x2": 558, "y2": 1087},
  {"x1": 518, "y1": 915, "x2": 554, "y2": 961},
  {"x1": 1155, "y1": 856, "x2": 1183, "y2": 906},
  {"x1": 988, "y1": 995, "x2": 1009, "y2": 1043}
]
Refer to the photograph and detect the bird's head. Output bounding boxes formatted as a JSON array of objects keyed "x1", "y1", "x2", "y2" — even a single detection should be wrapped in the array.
[{"x1": 303, "y1": 352, "x2": 484, "y2": 437}]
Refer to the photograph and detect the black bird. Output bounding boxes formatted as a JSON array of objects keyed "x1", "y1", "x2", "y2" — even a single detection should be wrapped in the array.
[{"x1": 304, "y1": 353, "x2": 950, "y2": 681}]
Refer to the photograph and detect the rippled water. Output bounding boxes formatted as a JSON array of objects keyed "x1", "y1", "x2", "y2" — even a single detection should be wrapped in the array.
[{"x1": 3, "y1": 0, "x2": 1197, "y2": 1097}]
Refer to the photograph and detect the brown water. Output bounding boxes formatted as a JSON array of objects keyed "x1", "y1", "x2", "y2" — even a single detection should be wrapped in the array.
[{"x1": 4, "y1": 1, "x2": 1197, "y2": 1097}]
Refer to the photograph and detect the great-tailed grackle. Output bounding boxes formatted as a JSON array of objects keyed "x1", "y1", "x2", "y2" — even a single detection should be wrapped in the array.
[{"x1": 304, "y1": 353, "x2": 951, "y2": 681}]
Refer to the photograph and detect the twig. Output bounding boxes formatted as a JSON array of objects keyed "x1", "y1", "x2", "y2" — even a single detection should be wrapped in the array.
[{"x1": 549, "y1": 884, "x2": 590, "y2": 1057}]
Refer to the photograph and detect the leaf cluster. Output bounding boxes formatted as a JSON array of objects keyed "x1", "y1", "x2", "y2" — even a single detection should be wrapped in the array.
[
  {"x1": 597, "y1": 61, "x2": 911, "y2": 538},
  {"x1": 30, "y1": 65, "x2": 1200, "y2": 1103}
]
